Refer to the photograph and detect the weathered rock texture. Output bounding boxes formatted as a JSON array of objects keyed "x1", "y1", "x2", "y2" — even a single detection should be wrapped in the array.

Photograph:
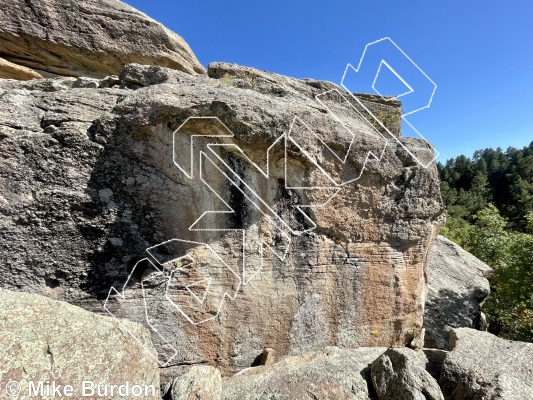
[
  {"x1": 0, "y1": 0, "x2": 205, "y2": 78},
  {"x1": 0, "y1": 57, "x2": 44, "y2": 80},
  {"x1": 371, "y1": 348, "x2": 444, "y2": 400},
  {"x1": 440, "y1": 328, "x2": 533, "y2": 400},
  {"x1": 0, "y1": 59, "x2": 443, "y2": 374},
  {"x1": 0, "y1": 288, "x2": 159, "y2": 399},
  {"x1": 425, "y1": 236, "x2": 491, "y2": 349},
  {"x1": 168, "y1": 365, "x2": 222, "y2": 400},
  {"x1": 222, "y1": 347, "x2": 387, "y2": 400}
]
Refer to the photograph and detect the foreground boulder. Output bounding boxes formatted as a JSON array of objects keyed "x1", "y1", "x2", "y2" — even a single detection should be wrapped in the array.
[
  {"x1": 167, "y1": 365, "x2": 222, "y2": 400},
  {"x1": 222, "y1": 347, "x2": 387, "y2": 399},
  {"x1": 371, "y1": 348, "x2": 444, "y2": 400},
  {"x1": 0, "y1": 288, "x2": 159, "y2": 399},
  {"x1": 440, "y1": 328, "x2": 533, "y2": 399},
  {"x1": 425, "y1": 235, "x2": 491, "y2": 349},
  {"x1": 0, "y1": 0, "x2": 205, "y2": 78}
]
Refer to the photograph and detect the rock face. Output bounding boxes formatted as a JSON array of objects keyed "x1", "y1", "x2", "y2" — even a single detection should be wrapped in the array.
[
  {"x1": 0, "y1": 60, "x2": 443, "y2": 373},
  {"x1": 0, "y1": 288, "x2": 160, "y2": 399},
  {"x1": 371, "y1": 348, "x2": 444, "y2": 400},
  {"x1": 222, "y1": 347, "x2": 387, "y2": 400},
  {"x1": 0, "y1": 57, "x2": 43, "y2": 80},
  {"x1": 440, "y1": 328, "x2": 533, "y2": 400},
  {"x1": 425, "y1": 236, "x2": 492, "y2": 349},
  {"x1": 0, "y1": 0, "x2": 205, "y2": 78},
  {"x1": 168, "y1": 365, "x2": 222, "y2": 400}
]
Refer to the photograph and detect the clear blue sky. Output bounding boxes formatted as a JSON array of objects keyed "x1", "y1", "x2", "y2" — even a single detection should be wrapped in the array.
[{"x1": 125, "y1": 0, "x2": 532, "y2": 162}]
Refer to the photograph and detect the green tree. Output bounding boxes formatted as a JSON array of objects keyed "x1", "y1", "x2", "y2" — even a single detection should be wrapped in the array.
[
  {"x1": 508, "y1": 155, "x2": 533, "y2": 229},
  {"x1": 439, "y1": 143, "x2": 533, "y2": 233},
  {"x1": 483, "y1": 232, "x2": 533, "y2": 341},
  {"x1": 527, "y1": 212, "x2": 533, "y2": 234},
  {"x1": 450, "y1": 204, "x2": 509, "y2": 267},
  {"x1": 440, "y1": 143, "x2": 533, "y2": 341},
  {"x1": 445, "y1": 205, "x2": 533, "y2": 341}
]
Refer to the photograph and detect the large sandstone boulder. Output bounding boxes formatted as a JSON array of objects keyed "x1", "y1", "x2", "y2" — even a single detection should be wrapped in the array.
[
  {"x1": 425, "y1": 235, "x2": 491, "y2": 349},
  {"x1": 222, "y1": 347, "x2": 387, "y2": 399},
  {"x1": 0, "y1": 61, "x2": 443, "y2": 373},
  {"x1": 0, "y1": 0, "x2": 205, "y2": 79},
  {"x1": 0, "y1": 288, "x2": 159, "y2": 400},
  {"x1": 440, "y1": 328, "x2": 533, "y2": 399},
  {"x1": 371, "y1": 348, "x2": 444, "y2": 400}
]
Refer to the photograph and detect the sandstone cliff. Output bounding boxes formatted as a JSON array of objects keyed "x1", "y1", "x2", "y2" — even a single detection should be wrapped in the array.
[
  {"x1": 2, "y1": 1, "x2": 533, "y2": 399},
  {"x1": 0, "y1": 0, "x2": 446, "y2": 376},
  {"x1": 0, "y1": 55, "x2": 444, "y2": 373}
]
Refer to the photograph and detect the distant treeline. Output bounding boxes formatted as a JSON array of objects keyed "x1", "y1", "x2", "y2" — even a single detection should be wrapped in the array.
[
  {"x1": 438, "y1": 141, "x2": 533, "y2": 232},
  {"x1": 437, "y1": 141, "x2": 533, "y2": 342}
]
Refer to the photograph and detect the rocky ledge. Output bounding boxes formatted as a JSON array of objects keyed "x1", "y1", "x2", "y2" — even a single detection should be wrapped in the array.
[
  {"x1": 0, "y1": 0, "x2": 205, "y2": 79},
  {"x1": 2, "y1": 287, "x2": 530, "y2": 400},
  {"x1": 165, "y1": 328, "x2": 532, "y2": 400}
]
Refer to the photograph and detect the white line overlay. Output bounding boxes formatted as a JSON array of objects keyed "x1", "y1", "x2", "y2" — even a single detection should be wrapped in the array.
[{"x1": 104, "y1": 37, "x2": 438, "y2": 366}]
